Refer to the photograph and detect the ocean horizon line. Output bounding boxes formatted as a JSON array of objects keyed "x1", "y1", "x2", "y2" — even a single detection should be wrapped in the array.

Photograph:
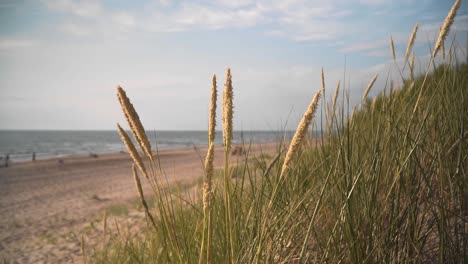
[{"x1": 0, "y1": 129, "x2": 304, "y2": 132}]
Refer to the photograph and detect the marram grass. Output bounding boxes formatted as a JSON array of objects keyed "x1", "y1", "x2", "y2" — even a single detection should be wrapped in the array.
[
  {"x1": 94, "y1": 64, "x2": 467, "y2": 264},
  {"x1": 90, "y1": 6, "x2": 467, "y2": 263}
]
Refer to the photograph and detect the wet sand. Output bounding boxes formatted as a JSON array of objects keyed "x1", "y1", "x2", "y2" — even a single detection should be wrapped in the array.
[{"x1": 0, "y1": 142, "x2": 279, "y2": 263}]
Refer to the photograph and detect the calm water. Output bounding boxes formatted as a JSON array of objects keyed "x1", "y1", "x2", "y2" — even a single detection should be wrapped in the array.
[{"x1": 0, "y1": 130, "x2": 297, "y2": 161}]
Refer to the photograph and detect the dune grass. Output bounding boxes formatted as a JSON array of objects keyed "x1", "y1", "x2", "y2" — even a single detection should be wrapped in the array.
[{"x1": 89, "y1": 3, "x2": 467, "y2": 263}]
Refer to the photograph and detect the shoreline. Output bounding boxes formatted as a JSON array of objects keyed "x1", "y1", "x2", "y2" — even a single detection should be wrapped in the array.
[{"x1": 1, "y1": 139, "x2": 285, "y2": 164}]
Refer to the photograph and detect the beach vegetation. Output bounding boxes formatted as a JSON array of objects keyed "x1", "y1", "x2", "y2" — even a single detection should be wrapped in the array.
[{"x1": 90, "y1": 1, "x2": 467, "y2": 262}]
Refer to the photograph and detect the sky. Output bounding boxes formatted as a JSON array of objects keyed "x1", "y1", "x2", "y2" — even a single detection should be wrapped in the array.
[{"x1": 0, "y1": 0, "x2": 467, "y2": 131}]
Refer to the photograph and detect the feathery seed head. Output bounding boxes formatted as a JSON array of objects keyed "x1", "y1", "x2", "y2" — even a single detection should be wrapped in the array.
[
  {"x1": 204, "y1": 142, "x2": 215, "y2": 185},
  {"x1": 202, "y1": 143, "x2": 215, "y2": 211},
  {"x1": 404, "y1": 23, "x2": 419, "y2": 63},
  {"x1": 208, "y1": 75, "x2": 217, "y2": 144},
  {"x1": 332, "y1": 80, "x2": 340, "y2": 114},
  {"x1": 433, "y1": 0, "x2": 461, "y2": 58},
  {"x1": 117, "y1": 123, "x2": 148, "y2": 178},
  {"x1": 362, "y1": 74, "x2": 379, "y2": 100},
  {"x1": 280, "y1": 90, "x2": 321, "y2": 178},
  {"x1": 116, "y1": 86, "x2": 153, "y2": 159},
  {"x1": 202, "y1": 182, "x2": 213, "y2": 212},
  {"x1": 222, "y1": 68, "x2": 234, "y2": 152}
]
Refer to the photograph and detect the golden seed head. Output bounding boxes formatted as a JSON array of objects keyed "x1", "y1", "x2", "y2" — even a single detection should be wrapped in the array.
[
  {"x1": 280, "y1": 90, "x2": 321, "y2": 178},
  {"x1": 404, "y1": 23, "x2": 419, "y2": 64},
  {"x1": 204, "y1": 142, "x2": 215, "y2": 183},
  {"x1": 222, "y1": 68, "x2": 234, "y2": 152},
  {"x1": 117, "y1": 86, "x2": 153, "y2": 159},
  {"x1": 433, "y1": 0, "x2": 461, "y2": 58},
  {"x1": 202, "y1": 142, "x2": 215, "y2": 211},
  {"x1": 208, "y1": 74, "x2": 218, "y2": 144},
  {"x1": 202, "y1": 182, "x2": 213, "y2": 211},
  {"x1": 362, "y1": 74, "x2": 379, "y2": 100},
  {"x1": 117, "y1": 123, "x2": 148, "y2": 178}
]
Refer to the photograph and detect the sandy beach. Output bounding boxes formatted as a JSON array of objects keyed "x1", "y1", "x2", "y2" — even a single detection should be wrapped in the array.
[{"x1": 0, "y1": 142, "x2": 279, "y2": 263}]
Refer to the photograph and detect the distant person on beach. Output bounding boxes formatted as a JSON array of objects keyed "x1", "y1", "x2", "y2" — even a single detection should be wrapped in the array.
[
  {"x1": 5, "y1": 154, "x2": 9, "y2": 167},
  {"x1": 32, "y1": 152, "x2": 36, "y2": 162}
]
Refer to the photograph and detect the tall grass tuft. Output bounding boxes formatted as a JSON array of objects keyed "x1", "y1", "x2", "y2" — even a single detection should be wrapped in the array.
[{"x1": 91, "y1": 6, "x2": 466, "y2": 263}]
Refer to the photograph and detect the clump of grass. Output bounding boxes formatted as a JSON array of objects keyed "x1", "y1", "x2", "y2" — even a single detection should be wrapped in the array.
[{"x1": 90, "y1": 3, "x2": 467, "y2": 263}]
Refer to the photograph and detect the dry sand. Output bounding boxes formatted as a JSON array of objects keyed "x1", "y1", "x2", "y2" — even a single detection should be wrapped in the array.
[{"x1": 0, "y1": 142, "x2": 279, "y2": 263}]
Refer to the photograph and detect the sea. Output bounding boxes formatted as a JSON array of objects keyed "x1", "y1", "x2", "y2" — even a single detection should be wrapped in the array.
[{"x1": 0, "y1": 130, "x2": 298, "y2": 162}]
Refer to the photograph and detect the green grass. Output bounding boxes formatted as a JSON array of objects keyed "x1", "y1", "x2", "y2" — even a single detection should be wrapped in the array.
[
  {"x1": 90, "y1": 61, "x2": 467, "y2": 263},
  {"x1": 89, "y1": 31, "x2": 467, "y2": 263}
]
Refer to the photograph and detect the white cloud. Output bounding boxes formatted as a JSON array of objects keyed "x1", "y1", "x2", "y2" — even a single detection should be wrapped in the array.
[
  {"x1": 340, "y1": 39, "x2": 388, "y2": 53},
  {"x1": 111, "y1": 12, "x2": 136, "y2": 28},
  {"x1": 0, "y1": 38, "x2": 36, "y2": 50},
  {"x1": 40, "y1": 0, "x2": 355, "y2": 42},
  {"x1": 172, "y1": 3, "x2": 263, "y2": 29},
  {"x1": 42, "y1": 0, "x2": 102, "y2": 18},
  {"x1": 60, "y1": 23, "x2": 92, "y2": 36},
  {"x1": 366, "y1": 49, "x2": 390, "y2": 57},
  {"x1": 257, "y1": 1, "x2": 353, "y2": 41},
  {"x1": 217, "y1": 0, "x2": 256, "y2": 9}
]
